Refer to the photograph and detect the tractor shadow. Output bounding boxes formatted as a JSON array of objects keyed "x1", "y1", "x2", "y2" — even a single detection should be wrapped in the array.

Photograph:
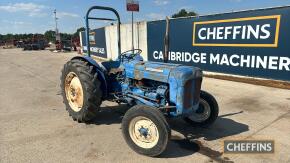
[
  {"x1": 87, "y1": 104, "x2": 248, "y2": 161},
  {"x1": 160, "y1": 111, "x2": 248, "y2": 161},
  {"x1": 86, "y1": 103, "x2": 129, "y2": 125}
]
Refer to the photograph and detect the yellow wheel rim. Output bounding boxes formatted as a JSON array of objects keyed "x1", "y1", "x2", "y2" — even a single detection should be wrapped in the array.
[
  {"x1": 129, "y1": 116, "x2": 159, "y2": 149},
  {"x1": 64, "y1": 72, "x2": 84, "y2": 112}
]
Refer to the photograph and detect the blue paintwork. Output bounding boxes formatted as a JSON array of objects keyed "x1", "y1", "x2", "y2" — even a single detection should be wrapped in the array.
[
  {"x1": 169, "y1": 66, "x2": 202, "y2": 116},
  {"x1": 124, "y1": 61, "x2": 175, "y2": 82},
  {"x1": 139, "y1": 127, "x2": 148, "y2": 137},
  {"x1": 72, "y1": 53, "x2": 202, "y2": 117},
  {"x1": 77, "y1": 5, "x2": 203, "y2": 118},
  {"x1": 122, "y1": 60, "x2": 202, "y2": 116}
]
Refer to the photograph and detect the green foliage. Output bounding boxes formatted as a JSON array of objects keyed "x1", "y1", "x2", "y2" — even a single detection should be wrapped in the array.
[
  {"x1": 43, "y1": 31, "x2": 73, "y2": 43},
  {"x1": 172, "y1": 9, "x2": 198, "y2": 18},
  {"x1": 0, "y1": 29, "x2": 81, "y2": 43},
  {"x1": 0, "y1": 33, "x2": 44, "y2": 42},
  {"x1": 44, "y1": 30, "x2": 56, "y2": 43},
  {"x1": 61, "y1": 33, "x2": 73, "y2": 41},
  {"x1": 74, "y1": 27, "x2": 85, "y2": 38}
]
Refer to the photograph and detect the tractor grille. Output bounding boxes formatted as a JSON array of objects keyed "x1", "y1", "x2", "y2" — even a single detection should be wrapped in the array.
[
  {"x1": 183, "y1": 76, "x2": 202, "y2": 109},
  {"x1": 183, "y1": 79, "x2": 194, "y2": 109},
  {"x1": 193, "y1": 77, "x2": 202, "y2": 105}
]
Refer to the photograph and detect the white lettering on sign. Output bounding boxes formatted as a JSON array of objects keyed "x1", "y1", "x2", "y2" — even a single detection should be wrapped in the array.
[
  {"x1": 192, "y1": 15, "x2": 281, "y2": 47},
  {"x1": 152, "y1": 51, "x2": 290, "y2": 71},
  {"x1": 197, "y1": 24, "x2": 271, "y2": 41},
  {"x1": 83, "y1": 46, "x2": 105, "y2": 54}
]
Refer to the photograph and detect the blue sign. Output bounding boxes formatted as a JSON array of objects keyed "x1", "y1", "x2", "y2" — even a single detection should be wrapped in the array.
[
  {"x1": 147, "y1": 6, "x2": 290, "y2": 81},
  {"x1": 81, "y1": 27, "x2": 107, "y2": 58}
]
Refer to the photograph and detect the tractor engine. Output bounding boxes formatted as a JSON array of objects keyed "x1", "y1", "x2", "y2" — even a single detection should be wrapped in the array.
[{"x1": 126, "y1": 79, "x2": 169, "y2": 106}]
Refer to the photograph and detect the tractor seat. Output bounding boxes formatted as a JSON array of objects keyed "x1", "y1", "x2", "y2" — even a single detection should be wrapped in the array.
[{"x1": 100, "y1": 61, "x2": 123, "y2": 74}]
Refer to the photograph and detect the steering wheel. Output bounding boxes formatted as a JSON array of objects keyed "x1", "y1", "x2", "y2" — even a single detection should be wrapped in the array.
[{"x1": 120, "y1": 49, "x2": 142, "y2": 60}]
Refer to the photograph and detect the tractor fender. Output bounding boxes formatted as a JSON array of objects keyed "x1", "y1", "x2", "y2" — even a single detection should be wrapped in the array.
[{"x1": 71, "y1": 56, "x2": 108, "y2": 98}]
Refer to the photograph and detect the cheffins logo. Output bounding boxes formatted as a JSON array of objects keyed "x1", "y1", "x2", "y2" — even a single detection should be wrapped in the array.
[{"x1": 193, "y1": 15, "x2": 281, "y2": 47}]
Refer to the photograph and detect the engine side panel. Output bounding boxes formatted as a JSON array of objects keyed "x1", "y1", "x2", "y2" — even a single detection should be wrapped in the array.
[
  {"x1": 123, "y1": 60, "x2": 203, "y2": 117},
  {"x1": 124, "y1": 61, "x2": 180, "y2": 82},
  {"x1": 169, "y1": 66, "x2": 202, "y2": 116}
]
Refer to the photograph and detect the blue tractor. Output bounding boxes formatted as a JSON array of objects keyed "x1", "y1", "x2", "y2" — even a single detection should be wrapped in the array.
[{"x1": 61, "y1": 6, "x2": 219, "y2": 156}]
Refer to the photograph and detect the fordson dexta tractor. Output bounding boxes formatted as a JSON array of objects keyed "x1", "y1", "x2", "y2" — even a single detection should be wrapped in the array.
[{"x1": 61, "y1": 6, "x2": 219, "y2": 156}]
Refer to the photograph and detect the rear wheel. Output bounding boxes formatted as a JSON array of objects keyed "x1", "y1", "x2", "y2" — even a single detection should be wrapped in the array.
[
  {"x1": 122, "y1": 105, "x2": 170, "y2": 157},
  {"x1": 184, "y1": 90, "x2": 219, "y2": 127},
  {"x1": 60, "y1": 59, "x2": 102, "y2": 122}
]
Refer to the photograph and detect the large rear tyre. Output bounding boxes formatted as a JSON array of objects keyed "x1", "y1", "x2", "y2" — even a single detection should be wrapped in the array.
[
  {"x1": 60, "y1": 59, "x2": 102, "y2": 122},
  {"x1": 184, "y1": 90, "x2": 219, "y2": 127},
  {"x1": 122, "y1": 105, "x2": 170, "y2": 157}
]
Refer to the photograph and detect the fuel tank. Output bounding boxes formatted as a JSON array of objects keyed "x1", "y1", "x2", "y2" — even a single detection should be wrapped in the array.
[{"x1": 123, "y1": 61, "x2": 203, "y2": 116}]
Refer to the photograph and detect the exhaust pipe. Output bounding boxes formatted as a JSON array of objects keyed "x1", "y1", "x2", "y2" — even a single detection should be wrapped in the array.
[{"x1": 164, "y1": 16, "x2": 170, "y2": 63}]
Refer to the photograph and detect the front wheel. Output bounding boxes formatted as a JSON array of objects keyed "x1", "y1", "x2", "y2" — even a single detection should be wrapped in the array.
[
  {"x1": 122, "y1": 105, "x2": 170, "y2": 157},
  {"x1": 184, "y1": 90, "x2": 219, "y2": 127}
]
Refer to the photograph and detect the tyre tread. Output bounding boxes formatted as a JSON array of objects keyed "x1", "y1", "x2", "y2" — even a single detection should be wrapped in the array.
[{"x1": 60, "y1": 58, "x2": 103, "y2": 122}]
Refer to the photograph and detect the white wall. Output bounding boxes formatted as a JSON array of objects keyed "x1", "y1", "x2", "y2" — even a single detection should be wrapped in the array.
[{"x1": 105, "y1": 21, "x2": 148, "y2": 60}]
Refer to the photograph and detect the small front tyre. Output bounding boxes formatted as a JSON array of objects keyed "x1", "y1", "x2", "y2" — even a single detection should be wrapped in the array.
[
  {"x1": 122, "y1": 105, "x2": 170, "y2": 157},
  {"x1": 184, "y1": 90, "x2": 219, "y2": 127}
]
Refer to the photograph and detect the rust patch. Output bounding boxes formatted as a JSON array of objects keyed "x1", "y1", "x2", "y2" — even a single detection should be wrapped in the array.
[
  {"x1": 108, "y1": 68, "x2": 124, "y2": 75},
  {"x1": 184, "y1": 80, "x2": 194, "y2": 108},
  {"x1": 134, "y1": 70, "x2": 142, "y2": 80},
  {"x1": 134, "y1": 69, "x2": 167, "y2": 82}
]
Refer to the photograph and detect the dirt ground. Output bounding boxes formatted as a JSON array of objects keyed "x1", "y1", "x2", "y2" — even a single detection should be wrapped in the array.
[{"x1": 0, "y1": 48, "x2": 289, "y2": 163}]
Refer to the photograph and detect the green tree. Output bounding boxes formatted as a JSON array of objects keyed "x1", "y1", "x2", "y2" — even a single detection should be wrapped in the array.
[
  {"x1": 4, "y1": 34, "x2": 14, "y2": 42},
  {"x1": 44, "y1": 30, "x2": 56, "y2": 43},
  {"x1": 61, "y1": 33, "x2": 72, "y2": 41},
  {"x1": 73, "y1": 27, "x2": 85, "y2": 38},
  {"x1": 172, "y1": 9, "x2": 198, "y2": 18}
]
